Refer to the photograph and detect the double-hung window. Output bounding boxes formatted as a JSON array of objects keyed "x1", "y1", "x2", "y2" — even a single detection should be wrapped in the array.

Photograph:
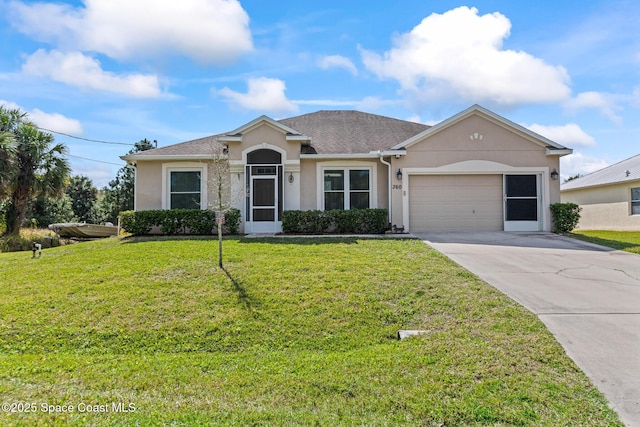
[
  {"x1": 323, "y1": 169, "x2": 370, "y2": 210},
  {"x1": 632, "y1": 187, "x2": 640, "y2": 215},
  {"x1": 170, "y1": 171, "x2": 201, "y2": 209}
]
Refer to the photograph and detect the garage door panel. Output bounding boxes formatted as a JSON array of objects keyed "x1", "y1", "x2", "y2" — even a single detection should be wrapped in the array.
[{"x1": 409, "y1": 175, "x2": 503, "y2": 231}]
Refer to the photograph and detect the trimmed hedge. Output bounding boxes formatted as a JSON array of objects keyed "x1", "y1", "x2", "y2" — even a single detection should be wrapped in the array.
[
  {"x1": 282, "y1": 209, "x2": 388, "y2": 234},
  {"x1": 119, "y1": 209, "x2": 241, "y2": 236},
  {"x1": 550, "y1": 202, "x2": 581, "y2": 233}
]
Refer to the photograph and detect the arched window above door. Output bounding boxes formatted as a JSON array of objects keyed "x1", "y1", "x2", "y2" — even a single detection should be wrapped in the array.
[{"x1": 247, "y1": 149, "x2": 282, "y2": 164}]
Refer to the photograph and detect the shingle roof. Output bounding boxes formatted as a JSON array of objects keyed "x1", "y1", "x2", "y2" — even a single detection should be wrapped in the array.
[
  {"x1": 131, "y1": 134, "x2": 224, "y2": 157},
  {"x1": 278, "y1": 110, "x2": 429, "y2": 154},
  {"x1": 561, "y1": 154, "x2": 640, "y2": 191},
  {"x1": 126, "y1": 110, "x2": 429, "y2": 158}
]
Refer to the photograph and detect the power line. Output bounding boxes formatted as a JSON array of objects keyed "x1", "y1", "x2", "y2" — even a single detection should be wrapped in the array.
[
  {"x1": 37, "y1": 127, "x2": 135, "y2": 146},
  {"x1": 65, "y1": 153, "x2": 123, "y2": 166}
]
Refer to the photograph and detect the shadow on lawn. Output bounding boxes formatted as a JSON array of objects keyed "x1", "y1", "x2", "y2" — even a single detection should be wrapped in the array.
[
  {"x1": 569, "y1": 233, "x2": 640, "y2": 253},
  {"x1": 121, "y1": 235, "x2": 242, "y2": 244},
  {"x1": 120, "y1": 235, "x2": 410, "y2": 246},
  {"x1": 238, "y1": 236, "x2": 361, "y2": 245},
  {"x1": 221, "y1": 266, "x2": 255, "y2": 310}
]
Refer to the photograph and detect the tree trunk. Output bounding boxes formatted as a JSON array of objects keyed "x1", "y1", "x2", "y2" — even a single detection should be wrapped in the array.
[
  {"x1": 5, "y1": 188, "x2": 28, "y2": 235},
  {"x1": 218, "y1": 218, "x2": 223, "y2": 268},
  {"x1": 4, "y1": 202, "x2": 20, "y2": 236}
]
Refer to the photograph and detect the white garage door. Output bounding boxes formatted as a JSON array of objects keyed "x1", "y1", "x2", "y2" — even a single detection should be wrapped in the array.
[{"x1": 409, "y1": 175, "x2": 504, "y2": 231}]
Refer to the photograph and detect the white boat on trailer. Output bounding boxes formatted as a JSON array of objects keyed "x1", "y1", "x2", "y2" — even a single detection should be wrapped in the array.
[{"x1": 48, "y1": 222, "x2": 119, "y2": 238}]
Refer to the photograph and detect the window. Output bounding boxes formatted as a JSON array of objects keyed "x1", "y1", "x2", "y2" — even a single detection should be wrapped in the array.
[
  {"x1": 323, "y1": 169, "x2": 370, "y2": 210},
  {"x1": 170, "y1": 171, "x2": 201, "y2": 209},
  {"x1": 632, "y1": 188, "x2": 640, "y2": 215}
]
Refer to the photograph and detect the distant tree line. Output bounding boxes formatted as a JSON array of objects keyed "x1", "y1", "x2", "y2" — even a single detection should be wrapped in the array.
[{"x1": 0, "y1": 106, "x2": 153, "y2": 235}]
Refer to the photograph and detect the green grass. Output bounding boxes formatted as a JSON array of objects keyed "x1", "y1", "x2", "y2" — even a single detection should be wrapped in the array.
[
  {"x1": 570, "y1": 230, "x2": 640, "y2": 254},
  {"x1": 0, "y1": 236, "x2": 621, "y2": 426}
]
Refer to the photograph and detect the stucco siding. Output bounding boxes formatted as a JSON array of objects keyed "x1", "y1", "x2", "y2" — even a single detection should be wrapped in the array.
[
  {"x1": 298, "y1": 159, "x2": 387, "y2": 211},
  {"x1": 135, "y1": 161, "x2": 163, "y2": 210},
  {"x1": 562, "y1": 182, "x2": 640, "y2": 230},
  {"x1": 299, "y1": 159, "x2": 317, "y2": 210},
  {"x1": 388, "y1": 115, "x2": 561, "y2": 231},
  {"x1": 228, "y1": 123, "x2": 299, "y2": 162},
  {"x1": 400, "y1": 115, "x2": 553, "y2": 168}
]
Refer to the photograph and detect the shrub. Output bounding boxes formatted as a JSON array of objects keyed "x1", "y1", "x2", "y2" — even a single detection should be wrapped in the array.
[
  {"x1": 282, "y1": 209, "x2": 387, "y2": 234},
  {"x1": 119, "y1": 209, "x2": 241, "y2": 236},
  {"x1": 550, "y1": 203, "x2": 581, "y2": 233}
]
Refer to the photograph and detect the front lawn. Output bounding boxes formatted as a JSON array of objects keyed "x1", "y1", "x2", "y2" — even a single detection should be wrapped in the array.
[
  {"x1": 570, "y1": 230, "x2": 640, "y2": 254},
  {"x1": 0, "y1": 236, "x2": 621, "y2": 426}
]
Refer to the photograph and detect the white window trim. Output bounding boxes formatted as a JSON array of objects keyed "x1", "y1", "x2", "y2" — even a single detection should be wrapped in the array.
[
  {"x1": 316, "y1": 161, "x2": 377, "y2": 210},
  {"x1": 162, "y1": 162, "x2": 208, "y2": 210},
  {"x1": 631, "y1": 187, "x2": 640, "y2": 216}
]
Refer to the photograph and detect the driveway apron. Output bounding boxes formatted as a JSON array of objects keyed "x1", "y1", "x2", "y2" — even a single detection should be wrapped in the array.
[{"x1": 415, "y1": 231, "x2": 640, "y2": 427}]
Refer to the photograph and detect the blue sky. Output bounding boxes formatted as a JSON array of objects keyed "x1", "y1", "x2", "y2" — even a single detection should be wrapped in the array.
[{"x1": 1, "y1": 0, "x2": 639, "y2": 187}]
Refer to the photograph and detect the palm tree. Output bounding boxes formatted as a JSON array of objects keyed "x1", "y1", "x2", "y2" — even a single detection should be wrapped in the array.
[
  {"x1": 0, "y1": 107, "x2": 70, "y2": 235},
  {"x1": 0, "y1": 131, "x2": 15, "y2": 199}
]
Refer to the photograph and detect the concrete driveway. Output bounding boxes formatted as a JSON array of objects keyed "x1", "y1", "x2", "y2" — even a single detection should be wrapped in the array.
[{"x1": 415, "y1": 231, "x2": 640, "y2": 427}]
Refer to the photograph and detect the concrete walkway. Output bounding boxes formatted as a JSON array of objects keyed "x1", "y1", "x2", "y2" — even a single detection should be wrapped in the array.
[{"x1": 415, "y1": 231, "x2": 640, "y2": 427}]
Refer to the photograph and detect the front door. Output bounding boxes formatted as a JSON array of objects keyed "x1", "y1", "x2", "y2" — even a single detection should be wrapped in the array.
[
  {"x1": 504, "y1": 174, "x2": 541, "y2": 231},
  {"x1": 245, "y1": 149, "x2": 283, "y2": 233},
  {"x1": 251, "y1": 171, "x2": 278, "y2": 233}
]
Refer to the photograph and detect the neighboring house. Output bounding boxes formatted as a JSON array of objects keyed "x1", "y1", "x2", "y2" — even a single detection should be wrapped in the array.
[
  {"x1": 561, "y1": 154, "x2": 640, "y2": 230},
  {"x1": 121, "y1": 105, "x2": 572, "y2": 234}
]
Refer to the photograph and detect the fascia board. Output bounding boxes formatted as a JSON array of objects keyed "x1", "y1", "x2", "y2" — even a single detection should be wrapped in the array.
[
  {"x1": 216, "y1": 136, "x2": 242, "y2": 142},
  {"x1": 286, "y1": 135, "x2": 312, "y2": 142},
  {"x1": 300, "y1": 153, "x2": 381, "y2": 159},
  {"x1": 120, "y1": 154, "x2": 222, "y2": 161},
  {"x1": 546, "y1": 148, "x2": 574, "y2": 156}
]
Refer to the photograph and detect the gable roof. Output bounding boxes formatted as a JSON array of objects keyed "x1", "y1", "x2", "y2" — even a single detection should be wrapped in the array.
[
  {"x1": 121, "y1": 134, "x2": 225, "y2": 160},
  {"x1": 122, "y1": 110, "x2": 429, "y2": 160},
  {"x1": 561, "y1": 154, "x2": 640, "y2": 191},
  {"x1": 278, "y1": 110, "x2": 429, "y2": 154},
  {"x1": 391, "y1": 104, "x2": 571, "y2": 155},
  {"x1": 223, "y1": 114, "x2": 303, "y2": 137},
  {"x1": 121, "y1": 106, "x2": 570, "y2": 161}
]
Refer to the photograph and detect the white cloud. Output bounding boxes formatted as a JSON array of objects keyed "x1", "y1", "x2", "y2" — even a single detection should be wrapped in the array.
[
  {"x1": 217, "y1": 78, "x2": 298, "y2": 114},
  {"x1": 525, "y1": 123, "x2": 596, "y2": 147},
  {"x1": 28, "y1": 109, "x2": 83, "y2": 135},
  {"x1": 8, "y1": 0, "x2": 252, "y2": 65},
  {"x1": 22, "y1": 50, "x2": 163, "y2": 98},
  {"x1": 0, "y1": 100, "x2": 22, "y2": 111},
  {"x1": 560, "y1": 152, "x2": 610, "y2": 180},
  {"x1": 360, "y1": 6, "x2": 571, "y2": 107},
  {"x1": 318, "y1": 55, "x2": 358, "y2": 76},
  {"x1": 0, "y1": 99, "x2": 83, "y2": 134},
  {"x1": 565, "y1": 91, "x2": 622, "y2": 124}
]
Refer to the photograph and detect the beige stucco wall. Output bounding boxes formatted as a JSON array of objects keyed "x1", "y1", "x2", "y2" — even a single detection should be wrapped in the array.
[
  {"x1": 227, "y1": 123, "x2": 300, "y2": 162},
  {"x1": 298, "y1": 158, "x2": 389, "y2": 212},
  {"x1": 135, "y1": 160, "x2": 163, "y2": 210},
  {"x1": 388, "y1": 114, "x2": 563, "y2": 229},
  {"x1": 299, "y1": 159, "x2": 317, "y2": 210},
  {"x1": 135, "y1": 160, "x2": 233, "y2": 212},
  {"x1": 133, "y1": 112, "x2": 567, "y2": 233},
  {"x1": 562, "y1": 181, "x2": 640, "y2": 230}
]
